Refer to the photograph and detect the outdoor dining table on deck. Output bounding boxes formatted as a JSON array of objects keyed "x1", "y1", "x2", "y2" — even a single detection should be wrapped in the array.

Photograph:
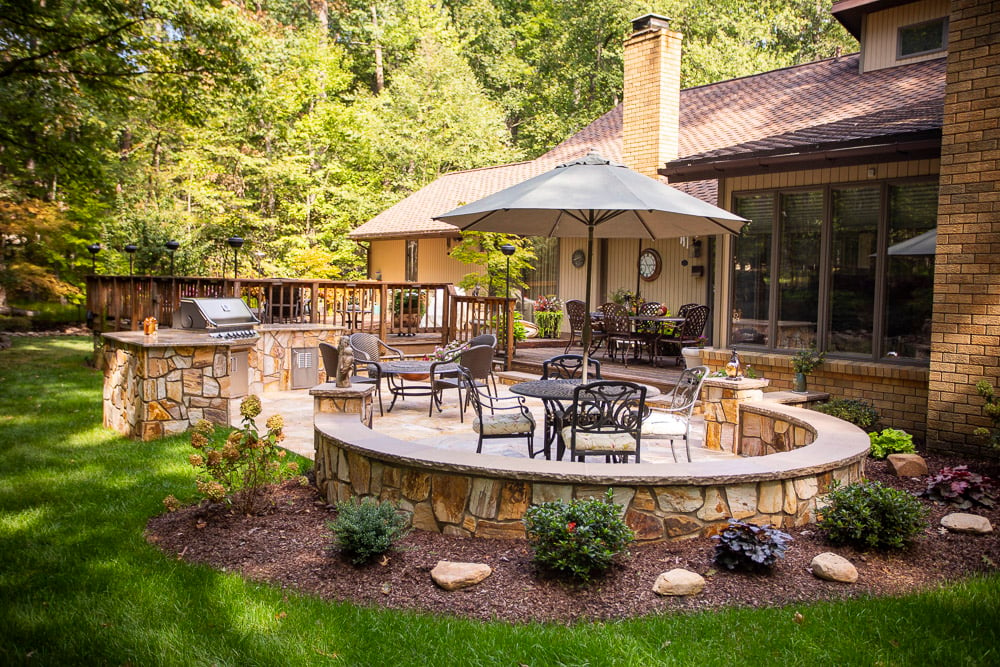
[
  {"x1": 509, "y1": 378, "x2": 660, "y2": 461},
  {"x1": 590, "y1": 313, "x2": 686, "y2": 366},
  {"x1": 378, "y1": 360, "x2": 459, "y2": 412}
]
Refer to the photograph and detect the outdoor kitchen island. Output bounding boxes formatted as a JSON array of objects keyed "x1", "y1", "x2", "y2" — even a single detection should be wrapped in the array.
[{"x1": 101, "y1": 328, "x2": 259, "y2": 441}]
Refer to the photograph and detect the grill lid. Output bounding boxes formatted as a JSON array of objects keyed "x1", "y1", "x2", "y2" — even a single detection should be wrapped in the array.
[{"x1": 176, "y1": 298, "x2": 260, "y2": 330}]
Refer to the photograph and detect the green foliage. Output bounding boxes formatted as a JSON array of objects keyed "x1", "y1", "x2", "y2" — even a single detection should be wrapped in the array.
[
  {"x1": 328, "y1": 497, "x2": 409, "y2": 565},
  {"x1": 868, "y1": 428, "x2": 916, "y2": 459},
  {"x1": 451, "y1": 232, "x2": 535, "y2": 297},
  {"x1": 791, "y1": 347, "x2": 825, "y2": 374},
  {"x1": 713, "y1": 519, "x2": 792, "y2": 571},
  {"x1": 185, "y1": 396, "x2": 300, "y2": 514},
  {"x1": 534, "y1": 311, "x2": 563, "y2": 338},
  {"x1": 819, "y1": 481, "x2": 929, "y2": 550},
  {"x1": 523, "y1": 489, "x2": 634, "y2": 582},
  {"x1": 0, "y1": 316, "x2": 31, "y2": 332},
  {"x1": 391, "y1": 290, "x2": 425, "y2": 314},
  {"x1": 922, "y1": 466, "x2": 997, "y2": 510},
  {"x1": 815, "y1": 398, "x2": 881, "y2": 432},
  {"x1": 973, "y1": 380, "x2": 1000, "y2": 450}
]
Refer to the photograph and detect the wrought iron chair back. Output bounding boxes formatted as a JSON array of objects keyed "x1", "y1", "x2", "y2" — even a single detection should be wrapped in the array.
[
  {"x1": 459, "y1": 367, "x2": 537, "y2": 456},
  {"x1": 563, "y1": 299, "x2": 588, "y2": 353},
  {"x1": 641, "y1": 365, "x2": 709, "y2": 462},
  {"x1": 563, "y1": 381, "x2": 647, "y2": 462},
  {"x1": 541, "y1": 354, "x2": 602, "y2": 380}
]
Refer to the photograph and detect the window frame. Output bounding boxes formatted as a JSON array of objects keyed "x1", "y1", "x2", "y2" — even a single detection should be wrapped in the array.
[
  {"x1": 728, "y1": 177, "x2": 936, "y2": 365},
  {"x1": 897, "y1": 16, "x2": 949, "y2": 60}
]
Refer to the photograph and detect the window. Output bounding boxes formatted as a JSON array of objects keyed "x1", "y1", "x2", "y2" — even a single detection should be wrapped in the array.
[
  {"x1": 898, "y1": 17, "x2": 948, "y2": 58},
  {"x1": 730, "y1": 180, "x2": 936, "y2": 362},
  {"x1": 405, "y1": 240, "x2": 418, "y2": 282}
]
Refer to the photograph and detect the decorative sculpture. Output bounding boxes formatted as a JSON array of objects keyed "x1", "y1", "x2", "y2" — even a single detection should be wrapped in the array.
[{"x1": 336, "y1": 336, "x2": 354, "y2": 388}]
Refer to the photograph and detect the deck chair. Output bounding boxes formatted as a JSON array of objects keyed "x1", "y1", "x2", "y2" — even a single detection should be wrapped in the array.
[
  {"x1": 660, "y1": 305, "x2": 710, "y2": 366},
  {"x1": 461, "y1": 368, "x2": 537, "y2": 456},
  {"x1": 641, "y1": 365, "x2": 708, "y2": 462},
  {"x1": 563, "y1": 299, "x2": 588, "y2": 353},
  {"x1": 348, "y1": 332, "x2": 405, "y2": 416},
  {"x1": 429, "y1": 345, "x2": 495, "y2": 421},
  {"x1": 560, "y1": 381, "x2": 647, "y2": 463}
]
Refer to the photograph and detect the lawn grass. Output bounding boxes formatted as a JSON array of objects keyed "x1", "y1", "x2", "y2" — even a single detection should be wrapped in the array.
[{"x1": 1, "y1": 336, "x2": 998, "y2": 666}]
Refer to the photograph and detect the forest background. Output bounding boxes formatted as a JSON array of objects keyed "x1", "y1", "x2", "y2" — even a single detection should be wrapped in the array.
[{"x1": 0, "y1": 0, "x2": 854, "y2": 313}]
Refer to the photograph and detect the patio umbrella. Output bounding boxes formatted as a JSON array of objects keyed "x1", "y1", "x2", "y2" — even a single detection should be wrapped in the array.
[
  {"x1": 887, "y1": 228, "x2": 937, "y2": 256},
  {"x1": 435, "y1": 151, "x2": 747, "y2": 380}
]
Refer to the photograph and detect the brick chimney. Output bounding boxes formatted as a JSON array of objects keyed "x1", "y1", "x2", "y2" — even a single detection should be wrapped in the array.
[{"x1": 622, "y1": 14, "x2": 682, "y2": 178}]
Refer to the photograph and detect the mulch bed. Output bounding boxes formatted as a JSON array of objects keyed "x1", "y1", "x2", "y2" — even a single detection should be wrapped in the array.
[{"x1": 146, "y1": 453, "x2": 1000, "y2": 624}]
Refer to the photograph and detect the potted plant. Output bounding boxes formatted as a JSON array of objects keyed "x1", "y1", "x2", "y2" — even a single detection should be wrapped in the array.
[
  {"x1": 533, "y1": 295, "x2": 564, "y2": 339},
  {"x1": 681, "y1": 335, "x2": 708, "y2": 369},
  {"x1": 791, "y1": 347, "x2": 825, "y2": 392},
  {"x1": 392, "y1": 290, "x2": 425, "y2": 329}
]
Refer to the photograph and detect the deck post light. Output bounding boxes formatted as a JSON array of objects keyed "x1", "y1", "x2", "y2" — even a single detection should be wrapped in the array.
[
  {"x1": 124, "y1": 244, "x2": 138, "y2": 276},
  {"x1": 87, "y1": 243, "x2": 102, "y2": 274},
  {"x1": 500, "y1": 244, "x2": 516, "y2": 300},
  {"x1": 227, "y1": 236, "x2": 245, "y2": 279},
  {"x1": 165, "y1": 240, "x2": 180, "y2": 275}
]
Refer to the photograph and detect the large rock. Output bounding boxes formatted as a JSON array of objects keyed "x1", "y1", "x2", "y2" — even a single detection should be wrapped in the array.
[
  {"x1": 810, "y1": 552, "x2": 858, "y2": 583},
  {"x1": 887, "y1": 454, "x2": 928, "y2": 477},
  {"x1": 941, "y1": 513, "x2": 993, "y2": 534},
  {"x1": 652, "y1": 569, "x2": 705, "y2": 596},
  {"x1": 431, "y1": 560, "x2": 492, "y2": 591}
]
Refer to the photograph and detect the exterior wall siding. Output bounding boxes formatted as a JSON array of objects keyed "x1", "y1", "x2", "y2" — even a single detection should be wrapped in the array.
[
  {"x1": 926, "y1": 0, "x2": 1000, "y2": 458},
  {"x1": 367, "y1": 237, "x2": 480, "y2": 286},
  {"x1": 603, "y1": 237, "x2": 706, "y2": 313},
  {"x1": 861, "y1": 0, "x2": 951, "y2": 72}
]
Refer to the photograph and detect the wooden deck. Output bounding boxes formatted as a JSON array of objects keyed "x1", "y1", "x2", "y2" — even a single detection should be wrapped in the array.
[{"x1": 509, "y1": 342, "x2": 686, "y2": 393}]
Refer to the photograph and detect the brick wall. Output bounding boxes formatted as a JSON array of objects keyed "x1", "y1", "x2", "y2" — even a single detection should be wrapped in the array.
[
  {"x1": 926, "y1": 0, "x2": 1000, "y2": 457},
  {"x1": 703, "y1": 349, "x2": 931, "y2": 441},
  {"x1": 622, "y1": 17, "x2": 682, "y2": 176}
]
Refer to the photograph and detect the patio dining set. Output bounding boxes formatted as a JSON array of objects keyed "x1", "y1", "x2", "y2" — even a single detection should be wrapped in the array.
[{"x1": 321, "y1": 332, "x2": 708, "y2": 464}]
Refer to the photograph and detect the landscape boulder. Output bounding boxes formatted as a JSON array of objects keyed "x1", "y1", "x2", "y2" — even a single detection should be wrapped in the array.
[
  {"x1": 430, "y1": 560, "x2": 492, "y2": 591},
  {"x1": 810, "y1": 552, "x2": 858, "y2": 583},
  {"x1": 652, "y1": 569, "x2": 706, "y2": 596},
  {"x1": 940, "y1": 513, "x2": 993, "y2": 535},
  {"x1": 886, "y1": 453, "x2": 928, "y2": 477}
]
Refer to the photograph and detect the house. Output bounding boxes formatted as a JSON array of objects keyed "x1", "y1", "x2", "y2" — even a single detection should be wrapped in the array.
[{"x1": 349, "y1": 0, "x2": 999, "y2": 457}]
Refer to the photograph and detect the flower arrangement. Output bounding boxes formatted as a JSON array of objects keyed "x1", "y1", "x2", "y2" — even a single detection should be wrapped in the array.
[
  {"x1": 429, "y1": 339, "x2": 468, "y2": 362},
  {"x1": 791, "y1": 347, "x2": 825, "y2": 374},
  {"x1": 695, "y1": 335, "x2": 709, "y2": 348},
  {"x1": 533, "y1": 295, "x2": 563, "y2": 312}
]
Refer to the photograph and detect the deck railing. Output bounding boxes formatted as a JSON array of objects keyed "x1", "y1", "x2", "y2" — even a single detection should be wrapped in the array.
[{"x1": 85, "y1": 276, "x2": 515, "y2": 361}]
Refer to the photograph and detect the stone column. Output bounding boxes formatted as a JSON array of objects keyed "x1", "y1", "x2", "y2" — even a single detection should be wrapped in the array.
[
  {"x1": 310, "y1": 383, "x2": 374, "y2": 425},
  {"x1": 701, "y1": 377, "x2": 770, "y2": 453}
]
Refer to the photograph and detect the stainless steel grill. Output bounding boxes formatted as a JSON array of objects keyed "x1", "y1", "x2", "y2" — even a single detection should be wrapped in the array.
[{"x1": 175, "y1": 298, "x2": 260, "y2": 338}]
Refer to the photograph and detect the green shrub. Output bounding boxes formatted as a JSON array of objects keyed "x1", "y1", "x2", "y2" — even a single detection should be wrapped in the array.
[
  {"x1": 819, "y1": 481, "x2": 928, "y2": 550},
  {"x1": 973, "y1": 380, "x2": 1000, "y2": 450},
  {"x1": 0, "y1": 316, "x2": 31, "y2": 332},
  {"x1": 868, "y1": 428, "x2": 916, "y2": 459},
  {"x1": 814, "y1": 398, "x2": 880, "y2": 431},
  {"x1": 328, "y1": 498, "x2": 408, "y2": 565},
  {"x1": 922, "y1": 466, "x2": 997, "y2": 510},
  {"x1": 713, "y1": 519, "x2": 792, "y2": 571},
  {"x1": 185, "y1": 396, "x2": 301, "y2": 514},
  {"x1": 523, "y1": 489, "x2": 634, "y2": 582},
  {"x1": 534, "y1": 311, "x2": 563, "y2": 338}
]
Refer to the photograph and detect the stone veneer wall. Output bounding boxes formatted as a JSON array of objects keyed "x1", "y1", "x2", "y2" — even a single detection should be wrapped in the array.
[
  {"x1": 926, "y1": 0, "x2": 1000, "y2": 457},
  {"x1": 103, "y1": 342, "x2": 241, "y2": 440},
  {"x1": 738, "y1": 403, "x2": 816, "y2": 456},
  {"x1": 313, "y1": 404, "x2": 868, "y2": 543},
  {"x1": 250, "y1": 325, "x2": 342, "y2": 394},
  {"x1": 702, "y1": 349, "x2": 930, "y2": 441}
]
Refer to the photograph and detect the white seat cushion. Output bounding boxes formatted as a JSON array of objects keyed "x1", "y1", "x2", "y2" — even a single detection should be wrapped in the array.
[
  {"x1": 641, "y1": 414, "x2": 688, "y2": 438},
  {"x1": 560, "y1": 427, "x2": 637, "y2": 452},
  {"x1": 474, "y1": 413, "x2": 534, "y2": 436}
]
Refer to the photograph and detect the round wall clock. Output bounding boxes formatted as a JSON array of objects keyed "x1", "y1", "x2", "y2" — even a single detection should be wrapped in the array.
[
  {"x1": 638, "y1": 248, "x2": 662, "y2": 281},
  {"x1": 571, "y1": 249, "x2": 586, "y2": 268}
]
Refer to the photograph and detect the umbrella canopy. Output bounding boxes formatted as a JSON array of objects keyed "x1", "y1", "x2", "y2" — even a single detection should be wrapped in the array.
[
  {"x1": 434, "y1": 151, "x2": 747, "y2": 379},
  {"x1": 887, "y1": 228, "x2": 937, "y2": 256}
]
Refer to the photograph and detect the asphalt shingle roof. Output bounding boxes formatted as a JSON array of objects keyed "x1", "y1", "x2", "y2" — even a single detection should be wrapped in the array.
[{"x1": 350, "y1": 53, "x2": 944, "y2": 240}]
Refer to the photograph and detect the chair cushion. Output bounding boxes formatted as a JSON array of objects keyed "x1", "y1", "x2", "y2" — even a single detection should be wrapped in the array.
[
  {"x1": 560, "y1": 428, "x2": 637, "y2": 452},
  {"x1": 641, "y1": 414, "x2": 688, "y2": 437},
  {"x1": 474, "y1": 413, "x2": 535, "y2": 436}
]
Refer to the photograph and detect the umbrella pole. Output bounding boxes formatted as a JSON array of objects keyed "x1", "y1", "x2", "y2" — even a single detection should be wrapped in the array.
[{"x1": 582, "y1": 223, "x2": 594, "y2": 383}]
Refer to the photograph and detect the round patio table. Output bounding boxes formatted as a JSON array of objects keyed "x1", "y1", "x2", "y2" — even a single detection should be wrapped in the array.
[
  {"x1": 510, "y1": 379, "x2": 659, "y2": 460},
  {"x1": 379, "y1": 360, "x2": 459, "y2": 412}
]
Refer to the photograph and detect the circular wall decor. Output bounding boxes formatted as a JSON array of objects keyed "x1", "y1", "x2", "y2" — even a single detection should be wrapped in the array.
[
  {"x1": 571, "y1": 249, "x2": 586, "y2": 268},
  {"x1": 638, "y1": 248, "x2": 662, "y2": 281}
]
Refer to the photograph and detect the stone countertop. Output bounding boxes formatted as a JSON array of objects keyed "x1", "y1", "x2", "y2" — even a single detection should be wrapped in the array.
[{"x1": 102, "y1": 329, "x2": 259, "y2": 348}]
